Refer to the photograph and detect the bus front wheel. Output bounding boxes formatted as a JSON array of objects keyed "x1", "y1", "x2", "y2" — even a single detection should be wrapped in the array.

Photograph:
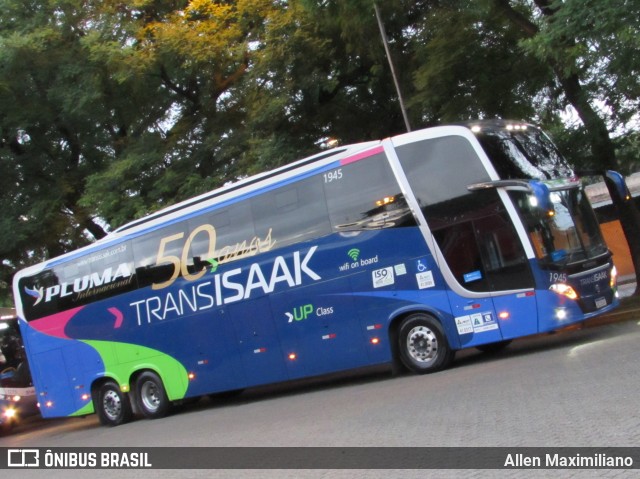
[
  {"x1": 398, "y1": 314, "x2": 454, "y2": 374},
  {"x1": 96, "y1": 380, "x2": 133, "y2": 426},
  {"x1": 135, "y1": 371, "x2": 170, "y2": 419}
]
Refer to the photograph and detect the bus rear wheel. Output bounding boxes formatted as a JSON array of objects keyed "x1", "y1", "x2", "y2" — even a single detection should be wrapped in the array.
[
  {"x1": 96, "y1": 380, "x2": 132, "y2": 426},
  {"x1": 398, "y1": 314, "x2": 454, "y2": 374},
  {"x1": 135, "y1": 371, "x2": 170, "y2": 419}
]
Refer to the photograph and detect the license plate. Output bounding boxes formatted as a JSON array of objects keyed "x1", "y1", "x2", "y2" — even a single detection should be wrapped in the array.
[{"x1": 595, "y1": 297, "x2": 607, "y2": 309}]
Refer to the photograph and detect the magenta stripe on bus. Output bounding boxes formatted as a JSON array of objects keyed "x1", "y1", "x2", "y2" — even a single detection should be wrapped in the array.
[{"x1": 340, "y1": 145, "x2": 384, "y2": 165}]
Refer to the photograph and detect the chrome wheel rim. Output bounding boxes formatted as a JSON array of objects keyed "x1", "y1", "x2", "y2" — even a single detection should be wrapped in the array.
[
  {"x1": 140, "y1": 380, "x2": 161, "y2": 413},
  {"x1": 103, "y1": 389, "x2": 122, "y2": 421},
  {"x1": 406, "y1": 325, "x2": 438, "y2": 365}
]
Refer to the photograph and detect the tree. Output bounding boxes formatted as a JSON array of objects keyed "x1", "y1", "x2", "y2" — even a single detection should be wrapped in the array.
[
  {"x1": 408, "y1": 0, "x2": 552, "y2": 124},
  {"x1": 1, "y1": 0, "x2": 639, "y2": 306},
  {"x1": 490, "y1": 0, "x2": 640, "y2": 172},
  {"x1": 0, "y1": 0, "x2": 141, "y2": 302},
  {"x1": 490, "y1": 0, "x2": 640, "y2": 290}
]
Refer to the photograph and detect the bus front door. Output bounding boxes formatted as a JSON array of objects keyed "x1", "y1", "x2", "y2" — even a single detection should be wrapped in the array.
[{"x1": 435, "y1": 207, "x2": 538, "y2": 348}]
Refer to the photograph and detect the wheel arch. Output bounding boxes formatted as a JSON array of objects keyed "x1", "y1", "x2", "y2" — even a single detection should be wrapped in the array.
[
  {"x1": 84, "y1": 341, "x2": 189, "y2": 404},
  {"x1": 387, "y1": 306, "x2": 458, "y2": 374},
  {"x1": 90, "y1": 363, "x2": 177, "y2": 411},
  {"x1": 90, "y1": 374, "x2": 126, "y2": 402},
  {"x1": 91, "y1": 359, "x2": 188, "y2": 402},
  {"x1": 388, "y1": 305, "x2": 457, "y2": 349},
  {"x1": 90, "y1": 375, "x2": 133, "y2": 426}
]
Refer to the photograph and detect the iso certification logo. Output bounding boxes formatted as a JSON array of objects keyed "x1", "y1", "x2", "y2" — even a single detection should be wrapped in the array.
[{"x1": 8, "y1": 449, "x2": 40, "y2": 467}]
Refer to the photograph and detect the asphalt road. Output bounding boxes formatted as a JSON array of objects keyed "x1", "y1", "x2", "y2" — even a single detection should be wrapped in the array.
[{"x1": 2, "y1": 301, "x2": 639, "y2": 478}]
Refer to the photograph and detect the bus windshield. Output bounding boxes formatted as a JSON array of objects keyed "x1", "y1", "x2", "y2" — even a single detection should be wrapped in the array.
[
  {"x1": 471, "y1": 121, "x2": 609, "y2": 266},
  {"x1": 509, "y1": 188, "x2": 609, "y2": 265},
  {"x1": 0, "y1": 319, "x2": 31, "y2": 387},
  {"x1": 471, "y1": 121, "x2": 575, "y2": 181},
  {"x1": 1, "y1": 321, "x2": 21, "y2": 372}
]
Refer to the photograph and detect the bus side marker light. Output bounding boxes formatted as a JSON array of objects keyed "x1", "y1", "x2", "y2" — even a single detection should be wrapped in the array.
[
  {"x1": 555, "y1": 308, "x2": 568, "y2": 321},
  {"x1": 498, "y1": 311, "x2": 510, "y2": 320},
  {"x1": 81, "y1": 394, "x2": 90, "y2": 401},
  {"x1": 288, "y1": 353, "x2": 297, "y2": 360},
  {"x1": 45, "y1": 401, "x2": 53, "y2": 408},
  {"x1": 188, "y1": 372, "x2": 196, "y2": 381},
  {"x1": 517, "y1": 291, "x2": 535, "y2": 298},
  {"x1": 370, "y1": 337, "x2": 380, "y2": 345}
]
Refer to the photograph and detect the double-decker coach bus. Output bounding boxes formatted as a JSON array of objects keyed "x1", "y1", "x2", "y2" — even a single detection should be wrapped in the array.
[{"x1": 13, "y1": 120, "x2": 618, "y2": 426}]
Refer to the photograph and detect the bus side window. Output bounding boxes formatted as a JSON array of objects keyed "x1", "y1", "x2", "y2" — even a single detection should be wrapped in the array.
[
  {"x1": 433, "y1": 221, "x2": 492, "y2": 292},
  {"x1": 189, "y1": 202, "x2": 257, "y2": 266},
  {"x1": 324, "y1": 152, "x2": 415, "y2": 231},
  {"x1": 133, "y1": 222, "x2": 187, "y2": 288},
  {"x1": 252, "y1": 176, "x2": 332, "y2": 249},
  {"x1": 397, "y1": 135, "x2": 533, "y2": 292}
]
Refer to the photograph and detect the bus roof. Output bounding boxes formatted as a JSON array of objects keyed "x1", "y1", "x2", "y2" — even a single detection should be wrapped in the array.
[
  {"x1": 13, "y1": 123, "x2": 479, "y2": 281},
  {"x1": 109, "y1": 139, "x2": 381, "y2": 237},
  {"x1": 15, "y1": 139, "x2": 383, "y2": 277}
]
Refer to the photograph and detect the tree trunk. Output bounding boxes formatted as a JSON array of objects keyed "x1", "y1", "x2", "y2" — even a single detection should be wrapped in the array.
[
  {"x1": 492, "y1": 0, "x2": 618, "y2": 170},
  {"x1": 493, "y1": 0, "x2": 640, "y2": 292}
]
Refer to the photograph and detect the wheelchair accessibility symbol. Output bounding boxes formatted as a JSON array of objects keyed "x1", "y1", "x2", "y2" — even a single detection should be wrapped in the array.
[{"x1": 416, "y1": 259, "x2": 428, "y2": 272}]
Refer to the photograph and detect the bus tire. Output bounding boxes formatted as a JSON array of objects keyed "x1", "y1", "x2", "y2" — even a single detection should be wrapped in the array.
[
  {"x1": 135, "y1": 371, "x2": 170, "y2": 419},
  {"x1": 96, "y1": 380, "x2": 132, "y2": 427},
  {"x1": 398, "y1": 313, "x2": 454, "y2": 374}
]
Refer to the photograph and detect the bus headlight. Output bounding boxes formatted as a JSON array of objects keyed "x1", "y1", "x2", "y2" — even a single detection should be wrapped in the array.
[
  {"x1": 3, "y1": 407, "x2": 17, "y2": 420},
  {"x1": 550, "y1": 283, "x2": 578, "y2": 300},
  {"x1": 610, "y1": 265, "x2": 618, "y2": 288}
]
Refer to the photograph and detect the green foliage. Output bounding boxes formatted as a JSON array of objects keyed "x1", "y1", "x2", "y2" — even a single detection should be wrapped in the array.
[
  {"x1": 614, "y1": 132, "x2": 640, "y2": 176},
  {"x1": 521, "y1": 0, "x2": 640, "y2": 132},
  {"x1": 409, "y1": 1, "x2": 551, "y2": 123}
]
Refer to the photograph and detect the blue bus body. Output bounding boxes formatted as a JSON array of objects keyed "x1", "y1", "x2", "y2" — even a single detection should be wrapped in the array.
[{"x1": 13, "y1": 122, "x2": 618, "y2": 425}]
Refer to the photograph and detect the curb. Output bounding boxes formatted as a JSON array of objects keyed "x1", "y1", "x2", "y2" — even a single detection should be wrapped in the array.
[{"x1": 583, "y1": 292, "x2": 640, "y2": 328}]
